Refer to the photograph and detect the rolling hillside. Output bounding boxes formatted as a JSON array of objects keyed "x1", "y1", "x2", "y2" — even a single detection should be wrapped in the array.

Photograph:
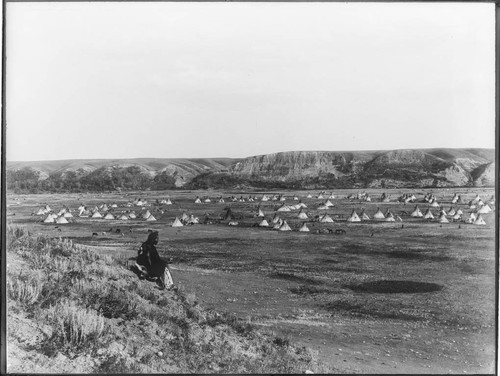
[{"x1": 6, "y1": 148, "x2": 495, "y2": 191}]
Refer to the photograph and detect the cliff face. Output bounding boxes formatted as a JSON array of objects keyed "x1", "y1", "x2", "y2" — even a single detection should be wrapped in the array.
[
  {"x1": 229, "y1": 149, "x2": 495, "y2": 188},
  {"x1": 472, "y1": 162, "x2": 495, "y2": 187},
  {"x1": 231, "y1": 151, "x2": 356, "y2": 181}
]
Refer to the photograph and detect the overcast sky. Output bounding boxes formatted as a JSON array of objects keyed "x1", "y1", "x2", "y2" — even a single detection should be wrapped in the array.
[{"x1": 6, "y1": 2, "x2": 495, "y2": 162}]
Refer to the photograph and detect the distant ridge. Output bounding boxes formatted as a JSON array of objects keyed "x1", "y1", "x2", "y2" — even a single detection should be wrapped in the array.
[{"x1": 6, "y1": 148, "x2": 495, "y2": 191}]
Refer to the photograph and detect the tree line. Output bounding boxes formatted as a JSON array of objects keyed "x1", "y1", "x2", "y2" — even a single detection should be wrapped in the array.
[{"x1": 7, "y1": 166, "x2": 177, "y2": 193}]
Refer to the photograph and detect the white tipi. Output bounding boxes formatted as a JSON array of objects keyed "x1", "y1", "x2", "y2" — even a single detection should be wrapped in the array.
[
  {"x1": 347, "y1": 210, "x2": 361, "y2": 223},
  {"x1": 172, "y1": 217, "x2": 184, "y2": 227},
  {"x1": 279, "y1": 220, "x2": 292, "y2": 231},
  {"x1": 299, "y1": 223, "x2": 310, "y2": 232},
  {"x1": 373, "y1": 208, "x2": 385, "y2": 219}
]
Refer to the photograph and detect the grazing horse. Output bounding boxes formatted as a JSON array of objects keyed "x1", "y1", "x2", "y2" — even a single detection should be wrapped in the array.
[
  {"x1": 335, "y1": 229, "x2": 346, "y2": 235},
  {"x1": 132, "y1": 231, "x2": 173, "y2": 290}
]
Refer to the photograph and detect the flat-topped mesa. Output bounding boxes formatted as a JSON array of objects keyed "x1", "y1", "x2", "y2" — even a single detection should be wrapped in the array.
[{"x1": 231, "y1": 151, "x2": 365, "y2": 180}]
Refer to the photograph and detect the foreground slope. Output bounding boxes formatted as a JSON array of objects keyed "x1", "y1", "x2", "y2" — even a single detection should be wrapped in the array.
[{"x1": 6, "y1": 226, "x2": 316, "y2": 374}]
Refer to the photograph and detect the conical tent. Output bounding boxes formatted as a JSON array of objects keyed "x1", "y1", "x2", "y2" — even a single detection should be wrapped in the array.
[
  {"x1": 430, "y1": 200, "x2": 440, "y2": 208},
  {"x1": 411, "y1": 206, "x2": 423, "y2": 217},
  {"x1": 438, "y1": 213, "x2": 449, "y2": 223},
  {"x1": 146, "y1": 214, "x2": 157, "y2": 221},
  {"x1": 453, "y1": 213, "x2": 461, "y2": 220},
  {"x1": 194, "y1": 198, "x2": 202, "y2": 204},
  {"x1": 277, "y1": 204, "x2": 291, "y2": 212},
  {"x1": 279, "y1": 220, "x2": 292, "y2": 231},
  {"x1": 142, "y1": 211, "x2": 151, "y2": 219},
  {"x1": 324, "y1": 200, "x2": 334, "y2": 207},
  {"x1": 119, "y1": 214, "x2": 129, "y2": 220},
  {"x1": 360, "y1": 210, "x2": 370, "y2": 220},
  {"x1": 228, "y1": 220, "x2": 239, "y2": 226},
  {"x1": 64, "y1": 212, "x2": 73, "y2": 218},
  {"x1": 347, "y1": 210, "x2": 361, "y2": 222},
  {"x1": 257, "y1": 208, "x2": 265, "y2": 217},
  {"x1": 92, "y1": 211, "x2": 102, "y2": 218},
  {"x1": 373, "y1": 208, "x2": 385, "y2": 219},
  {"x1": 272, "y1": 214, "x2": 281, "y2": 224},
  {"x1": 299, "y1": 223, "x2": 310, "y2": 232},
  {"x1": 172, "y1": 217, "x2": 184, "y2": 227},
  {"x1": 219, "y1": 198, "x2": 225, "y2": 203},
  {"x1": 424, "y1": 209, "x2": 434, "y2": 219},
  {"x1": 259, "y1": 219, "x2": 269, "y2": 227},
  {"x1": 56, "y1": 216, "x2": 69, "y2": 224},
  {"x1": 298, "y1": 210, "x2": 308, "y2": 219},
  {"x1": 43, "y1": 215, "x2": 55, "y2": 223},
  {"x1": 447, "y1": 207, "x2": 456, "y2": 216},
  {"x1": 129, "y1": 212, "x2": 137, "y2": 219},
  {"x1": 319, "y1": 214, "x2": 334, "y2": 223},
  {"x1": 104, "y1": 213, "x2": 115, "y2": 220},
  {"x1": 474, "y1": 214, "x2": 486, "y2": 225},
  {"x1": 261, "y1": 195, "x2": 269, "y2": 202},
  {"x1": 165, "y1": 199, "x2": 173, "y2": 205},
  {"x1": 204, "y1": 198, "x2": 211, "y2": 203},
  {"x1": 306, "y1": 194, "x2": 313, "y2": 198},
  {"x1": 293, "y1": 196, "x2": 299, "y2": 201},
  {"x1": 477, "y1": 204, "x2": 492, "y2": 214}
]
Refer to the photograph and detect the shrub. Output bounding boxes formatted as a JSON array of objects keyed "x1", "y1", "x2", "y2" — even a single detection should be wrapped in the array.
[
  {"x1": 44, "y1": 300, "x2": 105, "y2": 349},
  {"x1": 7, "y1": 276, "x2": 43, "y2": 306}
]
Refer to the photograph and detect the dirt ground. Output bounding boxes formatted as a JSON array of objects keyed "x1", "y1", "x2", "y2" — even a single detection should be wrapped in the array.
[{"x1": 6, "y1": 187, "x2": 497, "y2": 373}]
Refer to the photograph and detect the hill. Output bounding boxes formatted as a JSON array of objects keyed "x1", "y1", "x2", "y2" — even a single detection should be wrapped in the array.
[
  {"x1": 6, "y1": 226, "x2": 316, "y2": 373},
  {"x1": 192, "y1": 148, "x2": 495, "y2": 189},
  {"x1": 6, "y1": 148, "x2": 495, "y2": 192}
]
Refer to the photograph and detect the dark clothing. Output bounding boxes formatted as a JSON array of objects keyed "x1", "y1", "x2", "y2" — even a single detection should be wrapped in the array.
[{"x1": 136, "y1": 231, "x2": 168, "y2": 278}]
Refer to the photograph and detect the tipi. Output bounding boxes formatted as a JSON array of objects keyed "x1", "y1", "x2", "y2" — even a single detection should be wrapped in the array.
[
  {"x1": 297, "y1": 209, "x2": 308, "y2": 219},
  {"x1": 56, "y1": 216, "x2": 69, "y2": 224},
  {"x1": 172, "y1": 217, "x2": 184, "y2": 227},
  {"x1": 299, "y1": 223, "x2": 310, "y2": 232},
  {"x1": 319, "y1": 214, "x2": 334, "y2": 223},
  {"x1": 279, "y1": 220, "x2": 292, "y2": 231},
  {"x1": 410, "y1": 206, "x2": 423, "y2": 218},
  {"x1": 347, "y1": 210, "x2": 361, "y2": 223},
  {"x1": 373, "y1": 208, "x2": 385, "y2": 219},
  {"x1": 474, "y1": 214, "x2": 486, "y2": 225},
  {"x1": 259, "y1": 219, "x2": 269, "y2": 227}
]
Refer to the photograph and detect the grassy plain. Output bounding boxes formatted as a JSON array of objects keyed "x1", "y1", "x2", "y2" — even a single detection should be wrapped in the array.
[{"x1": 6, "y1": 187, "x2": 497, "y2": 373}]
